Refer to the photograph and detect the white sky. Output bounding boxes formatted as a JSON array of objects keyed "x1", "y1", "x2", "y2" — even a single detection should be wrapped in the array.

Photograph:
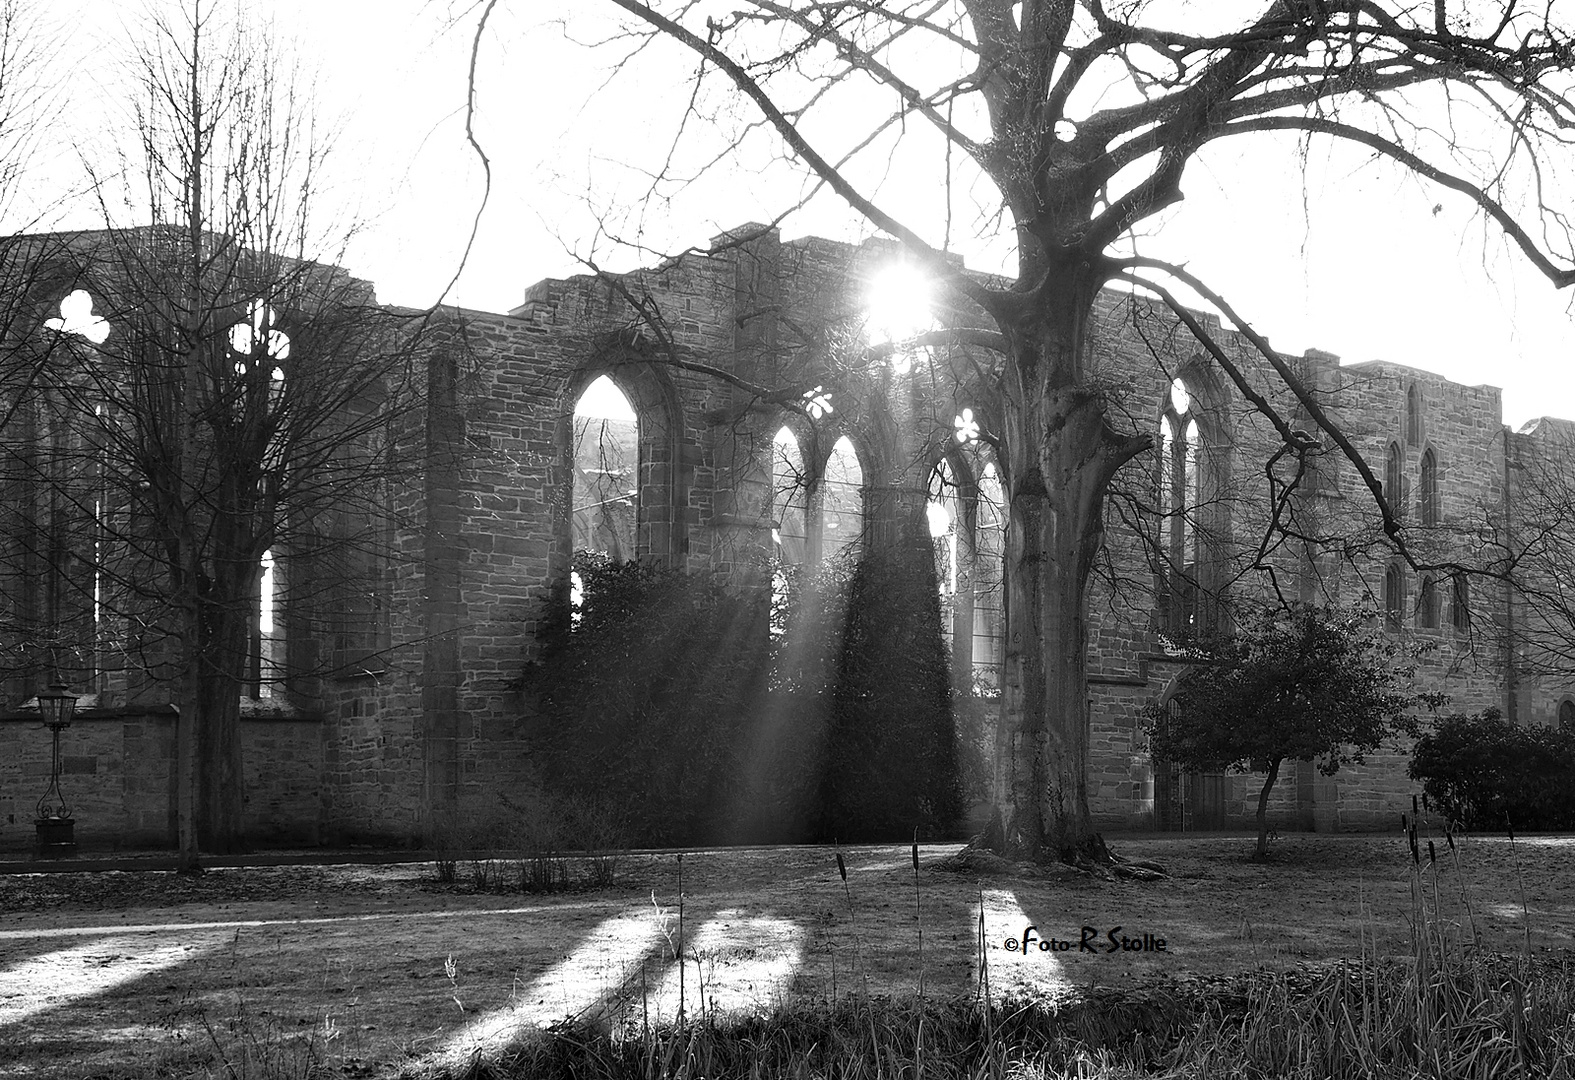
[{"x1": 31, "y1": 1, "x2": 1575, "y2": 429}]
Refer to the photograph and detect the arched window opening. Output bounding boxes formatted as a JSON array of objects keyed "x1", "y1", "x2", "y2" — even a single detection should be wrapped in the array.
[
  {"x1": 1419, "y1": 449, "x2": 1439, "y2": 527},
  {"x1": 1418, "y1": 575, "x2": 1439, "y2": 629},
  {"x1": 572, "y1": 375, "x2": 638, "y2": 562},
  {"x1": 770, "y1": 427, "x2": 808, "y2": 638},
  {"x1": 1406, "y1": 384, "x2": 1421, "y2": 446},
  {"x1": 45, "y1": 290, "x2": 110, "y2": 344},
  {"x1": 1560, "y1": 699, "x2": 1575, "y2": 731},
  {"x1": 247, "y1": 548, "x2": 280, "y2": 699},
  {"x1": 1159, "y1": 378, "x2": 1202, "y2": 635},
  {"x1": 1384, "y1": 443, "x2": 1404, "y2": 518},
  {"x1": 927, "y1": 460, "x2": 962, "y2": 677},
  {"x1": 927, "y1": 460, "x2": 959, "y2": 604},
  {"x1": 973, "y1": 461, "x2": 1006, "y2": 691},
  {"x1": 820, "y1": 436, "x2": 863, "y2": 562},
  {"x1": 1384, "y1": 563, "x2": 1404, "y2": 632},
  {"x1": 1451, "y1": 573, "x2": 1470, "y2": 634},
  {"x1": 771, "y1": 427, "x2": 808, "y2": 566}
]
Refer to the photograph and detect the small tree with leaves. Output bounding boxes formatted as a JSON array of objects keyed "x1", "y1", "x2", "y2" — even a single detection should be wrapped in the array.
[{"x1": 1145, "y1": 604, "x2": 1437, "y2": 859}]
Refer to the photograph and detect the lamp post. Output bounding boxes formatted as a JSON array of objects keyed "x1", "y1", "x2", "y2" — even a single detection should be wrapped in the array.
[{"x1": 34, "y1": 681, "x2": 79, "y2": 859}]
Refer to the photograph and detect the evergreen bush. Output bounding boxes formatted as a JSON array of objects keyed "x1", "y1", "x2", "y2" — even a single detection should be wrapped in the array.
[
  {"x1": 1409, "y1": 707, "x2": 1575, "y2": 830},
  {"x1": 522, "y1": 545, "x2": 962, "y2": 847}
]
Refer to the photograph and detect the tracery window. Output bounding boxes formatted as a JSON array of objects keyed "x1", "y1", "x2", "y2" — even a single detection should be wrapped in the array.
[
  {"x1": 1418, "y1": 574, "x2": 1439, "y2": 629},
  {"x1": 972, "y1": 461, "x2": 1006, "y2": 689},
  {"x1": 1419, "y1": 449, "x2": 1438, "y2": 527},
  {"x1": 1384, "y1": 563, "x2": 1404, "y2": 632},
  {"x1": 818, "y1": 436, "x2": 864, "y2": 563},
  {"x1": 769, "y1": 426, "x2": 866, "y2": 635},
  {"x1": 247, "y1": 548, "x2": 281, "y2": 698},
  {"x1": 1385, "y1": 442, "x2": 1404, "y2": 518},
  {"x1": 45, "y1": 290, "x2": 111, "y2": 344},
  {"x1": 771, "y1": 426, "x2": 809, "y2": 566},
  {"x1": 1159, "y1": 377, "x2": 1200, "y2": 635},
  {"x1": 927, "y1": 447, "x2": 1005, "y2": 693}
]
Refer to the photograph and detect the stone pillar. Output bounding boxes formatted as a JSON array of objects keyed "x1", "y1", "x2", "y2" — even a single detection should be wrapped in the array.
[{"x1": 421, "y1": 346, "x2": 464, "y2": 825}]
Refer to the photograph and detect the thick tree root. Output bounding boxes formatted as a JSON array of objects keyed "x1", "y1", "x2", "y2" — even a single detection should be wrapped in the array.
[{"x1": 934, "y1": 833, "x2": 1168, "y2": 881}]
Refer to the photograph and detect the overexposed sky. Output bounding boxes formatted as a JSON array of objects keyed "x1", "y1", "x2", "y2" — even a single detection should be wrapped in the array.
[{"x1": 29, "y1": 1, "x2": 1575, "y2": 428}]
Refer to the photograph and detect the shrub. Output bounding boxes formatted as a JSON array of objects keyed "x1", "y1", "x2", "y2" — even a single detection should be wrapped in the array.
[
  {"x1": 813, "y1": 541, "x2": 961, "y2": 841},
  {"x1": 523, "y1": 547, "x2": 963, "y2": 847},
  {"x1": 1409, "y1": 707, "x2": 1575, "y2": 830},
  {"x1": 525, "y1": 554, "x2": 777, "y2": 847}
]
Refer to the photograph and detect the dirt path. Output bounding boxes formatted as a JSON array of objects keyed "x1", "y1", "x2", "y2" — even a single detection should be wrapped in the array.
[{"x1": 1, "y1": 833, "x2": 1571, "y2": 1079}]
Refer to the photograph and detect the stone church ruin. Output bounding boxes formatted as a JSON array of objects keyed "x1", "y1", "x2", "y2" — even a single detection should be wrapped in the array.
[{"x1": 2, "y1": 224, "x2": 1572, "y2": 851}]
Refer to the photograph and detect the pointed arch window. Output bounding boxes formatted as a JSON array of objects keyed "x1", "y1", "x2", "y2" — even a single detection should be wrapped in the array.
[
  {"x1": 1384, "y1": 563, "x2": 1404, "y2": 632},
  {"x1": 1159, "y1": 377, "x2": 1201, "y2": 635},
  {"x1": 1418, "y1": 575, "x2": 1439, "y2": 629},
  {"x1": 248, "y1": 548, "x2": 281, "y2": 699},
  {"x1": 1419, "y1": 449, "x2": 1438, "y2": 527},
  {"x1": 1406, "y1": 384, "x2": 1421, "y2": 446},
  {"x1": 973, "y1": 461, "x2": 1005, "y2": 689},
  {"x1": 1559, "y1": 699, "x2": 1575, "y2": 731},
  {"x1": 1451, "y1": 573, "x2": 1470, "y2": 634},
  {"x1": 1385, "y1": 443, "x2": 1404, "y2": 519},
  {"x1": 771, "y1": 426, "x2": 808, "y2": 566},
  {"x1": 572, "y1": 375, "x2": 638, "y2": 562},
  {"x1": 927, "y1": 459, "x2": 960, "y2": 604},
  {"x1": 820, "y1": 436, "x2": 864, "y2": 562}
]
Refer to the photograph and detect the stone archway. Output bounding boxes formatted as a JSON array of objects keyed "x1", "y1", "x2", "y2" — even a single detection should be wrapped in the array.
[{"x1": 1150, "y1": 680, "x2": 1226, "y2": 831}]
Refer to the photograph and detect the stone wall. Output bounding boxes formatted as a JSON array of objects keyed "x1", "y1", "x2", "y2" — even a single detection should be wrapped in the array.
[
  {"x1": 0, "y1": 706, "x2": 322, "y2": 853},
  {"x1": 2, "y1": 223, "x2": 1566, "y2": 850}
]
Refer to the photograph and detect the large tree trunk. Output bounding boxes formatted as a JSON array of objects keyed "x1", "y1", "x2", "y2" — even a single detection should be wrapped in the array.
[
  {"x1": 176, "y1": 566, "x2": 252, "y2": 860},
  {"x1": 991, "y1": 269, "x2": 1148, "y2": 865},
  {"x1": 194, "y1": 569, "x2": 252, "y2": 854}
]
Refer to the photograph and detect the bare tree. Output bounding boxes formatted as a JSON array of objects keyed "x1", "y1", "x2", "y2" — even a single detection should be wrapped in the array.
[
  {"x1": 487, "y1": 2, "x2": 1575, "y2": 866},
  {"x1": 1, "y1": 1, "x2": 426, "y2": 864}
]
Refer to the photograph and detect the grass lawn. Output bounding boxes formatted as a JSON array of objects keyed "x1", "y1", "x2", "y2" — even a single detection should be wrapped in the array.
[{"x1": 0, "y1": 830, "x2": 1571, "y2": 1078}]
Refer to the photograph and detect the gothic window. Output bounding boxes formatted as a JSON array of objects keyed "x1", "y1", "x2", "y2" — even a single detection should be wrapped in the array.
[
  {"x1": 771, "y1": 426, "x2": 809, "y2": 566},
  {"x1": 1418, "y1": 575, "x2": 1439, "y2": 629},
  {"x1": 1385, "y1": 442, "x2": 1404, "y2": 518},
  {"x1": 927, "y1": 459, "x2": 960, "y2": 610},
  {"x1": 1384, "y1": 563, "x2": 1404, "y2": 631},
  {"x1": 1159, "y1": 377, "x2": 1200, "y2": 635},
  {"x1": 1451, "y1": 573, "x2": 1471, "y2": 634},
  {"x1": 819, "y1": 436, "x2": 865, "y2": 562},
  {"x1": 572, "y1": 375, "x2": 638, "y2": 562},
  {"x1": 769, "y1": 427, "x2": 866, "y2": 632},
  {"x1": 45, "y1": 290, "x2": 111, "y2": 344},
  {"x1": 972, "y1": 460, "x2": 1006, "y2": 690},
  {"x1": 1560, "y1": 699, "x2": 1575, "y2": 731},
  {"x1": 1405, "y1": 384, "x2": 1421, "y2": 446},
  {"x1": 248, "y1": 549, "x2": 281, "y2": 699},
  {"x1": 1419, "y1": 449, "x2": 1438, "y2": 527}
]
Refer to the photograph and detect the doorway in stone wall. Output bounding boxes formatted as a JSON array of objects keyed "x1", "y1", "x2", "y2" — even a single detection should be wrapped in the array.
[
  {"x1": 1152, "y1": 700, "x2": 1226, "y2": 830},
  {"x1": 1153, "y1": 762, "x2": 1226, "y2": 830}
]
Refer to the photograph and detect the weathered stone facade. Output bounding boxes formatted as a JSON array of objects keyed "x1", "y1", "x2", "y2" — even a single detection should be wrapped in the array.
[{"x1": 3, "y1": 224, "x2": 1571, "y2": 852}]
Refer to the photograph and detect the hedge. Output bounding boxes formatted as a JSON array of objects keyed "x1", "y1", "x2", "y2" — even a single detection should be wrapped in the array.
[{"x1": 1408, "y1": 708, "x2": 1575, "y2": 831}]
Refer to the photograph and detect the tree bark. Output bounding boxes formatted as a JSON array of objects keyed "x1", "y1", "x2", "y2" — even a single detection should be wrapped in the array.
[
  {"x1": 990, "y1": 270, "x2": 1149, "y2": 865},
  {"x1": 195, "y1": 592, "x2": 248, "y2": 853},
  {"x1": 1255, "y1": 757, "x2": 1282, "y2": 859}
]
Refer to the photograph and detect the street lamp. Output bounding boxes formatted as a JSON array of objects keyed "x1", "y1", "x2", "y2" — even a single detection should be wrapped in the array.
[{"x1": 34, "y1": 681, "x2": 79, "y2": 859}]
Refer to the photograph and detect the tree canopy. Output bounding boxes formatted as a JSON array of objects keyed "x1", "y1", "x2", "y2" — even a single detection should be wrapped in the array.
[
  {"x1": 1146, "y1": 603, "x2": 1438, "y2": 856},
  {"x1": 481, "y1": 1, "x2": 1575, "y2": 867}
]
